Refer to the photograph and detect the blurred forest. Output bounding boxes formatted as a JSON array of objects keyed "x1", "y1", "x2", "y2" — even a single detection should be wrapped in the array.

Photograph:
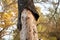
[{"x1": 0, "y1": 0, "x2": 60, "y2": 40}]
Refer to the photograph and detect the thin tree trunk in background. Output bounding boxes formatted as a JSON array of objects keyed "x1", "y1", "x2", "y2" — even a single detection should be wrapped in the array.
[{"x1": 20, "y1": 9, "x2": 38, "y2": 40}]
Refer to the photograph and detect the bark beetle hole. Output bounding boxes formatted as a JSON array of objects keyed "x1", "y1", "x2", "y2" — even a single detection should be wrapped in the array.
[
  {"x1": 33, "y1": 29, "x2": 36, "y2": 35},
  {"x1": 29, "y1": 29, "x2": 31, "y2": 32},
  {"x1": 33, "y1": 29, "x2": 36, "y2": 33},
  {"x1": 22, "y1": 16, "x2": 24, "y2": 19},
  {"x1": 22, "y1": 16, "x2": 24, "y2": 20},
  {"x1": 39, "y1": 39, "x2": 41, "y2": 40},
  {"x1": 26, "y1": 17, "x2": 30, "y2": 20},
  {"x1": 26, "y1": 39, "x2": 28, "y2": 40}
]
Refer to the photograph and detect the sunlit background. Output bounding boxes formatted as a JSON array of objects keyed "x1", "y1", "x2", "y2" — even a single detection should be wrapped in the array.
[{"x1": 0, "y1": 0, "x2": 60, "y2": 40}]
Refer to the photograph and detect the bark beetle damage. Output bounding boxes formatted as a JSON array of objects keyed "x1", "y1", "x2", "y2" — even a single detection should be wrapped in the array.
[
  {"x1": 20, "y1": 9, "x2": 38, "y2": 40},
  {"x1": 17, "y1": 0, "x2": 39, "y2": 31}
]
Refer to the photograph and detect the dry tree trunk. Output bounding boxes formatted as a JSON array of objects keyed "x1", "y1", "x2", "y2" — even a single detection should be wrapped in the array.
[{"x1": 20, "y1": 9, "x2": 38, "y2": 40}]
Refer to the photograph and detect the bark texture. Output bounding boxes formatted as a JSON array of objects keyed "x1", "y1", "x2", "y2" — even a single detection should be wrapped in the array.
[{"x1": 20, "y1": 9, "x2": 38, "y2": 40}]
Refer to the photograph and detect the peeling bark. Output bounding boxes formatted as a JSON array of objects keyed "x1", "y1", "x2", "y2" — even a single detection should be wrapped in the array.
[{"x1": 20, "y1": 9, "x2": 38, "y2": 40}]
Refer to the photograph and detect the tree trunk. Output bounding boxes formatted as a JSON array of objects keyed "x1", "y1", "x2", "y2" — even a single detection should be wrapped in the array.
[{"x1": 20, "y1": 9, "x2": 38, "y2": 40}]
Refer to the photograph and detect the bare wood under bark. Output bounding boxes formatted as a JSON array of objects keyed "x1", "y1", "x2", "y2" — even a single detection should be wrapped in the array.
[{"x1": 20, "y1": 9, "x2": 38, "y2": 40}]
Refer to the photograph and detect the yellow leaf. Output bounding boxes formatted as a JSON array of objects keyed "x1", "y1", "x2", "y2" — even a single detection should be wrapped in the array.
[{"x1": 37, "y1": 24, "x2": 47, "y2": 32}]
